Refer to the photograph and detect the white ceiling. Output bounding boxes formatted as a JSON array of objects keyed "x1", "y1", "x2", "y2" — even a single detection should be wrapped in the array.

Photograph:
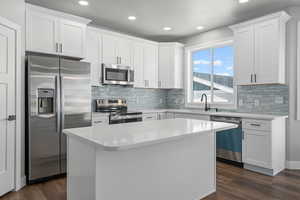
[{"x1": 26, "y1": 0, "x2": 300, "y2": 41}]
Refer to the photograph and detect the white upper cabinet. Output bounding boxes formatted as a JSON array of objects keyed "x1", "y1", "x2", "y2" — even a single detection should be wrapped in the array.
[
  {"x1": 158, "y1": 43, "x2": 183, "y2": 89},
  {"x1": 234, "y1": 26, "x2": 255, "y2": 85},
  {"x1": 84, "y1": 28, "x2": 102, "y2": 86},
  {"x1": 133, "y1": 42, "x2": 145, "y2": 88},
  {"x1": 132, "y1": 42, "x2": 159, "y2": 88},
  {"x1": 102, "y1": 34, "x2": 118, "y2": 64},
  {"x1": 230, "y1": 11, "x2": 290, "y2": 85},
  {"x1": 143, "y1": 43, "x2": 158, "y2": 88},
  {"x1": 26, "y1": 4, "x2": 91, "y2": 59},
  {"x1": 26, "y1": 10, "x2": 58, "y2": 55},
  {"x1": 59, "y1": 19, "x2": 87, "y2": 58},
  {"x1": 117, "y1": 38, "x2": 132, "y2": 66},
  {"x1": 102, "y1": 34, "x2": 132, "y2": 66}
]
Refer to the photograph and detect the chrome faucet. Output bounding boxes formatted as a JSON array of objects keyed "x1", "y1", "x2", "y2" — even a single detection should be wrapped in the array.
[{"x1": 201, "y1": 93, "x2": 210, "y2": 111}]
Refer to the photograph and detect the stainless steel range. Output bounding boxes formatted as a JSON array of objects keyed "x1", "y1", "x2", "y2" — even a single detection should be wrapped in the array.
[{"x1": 95, "y1": 99, "x2": 142, "y2": 124}]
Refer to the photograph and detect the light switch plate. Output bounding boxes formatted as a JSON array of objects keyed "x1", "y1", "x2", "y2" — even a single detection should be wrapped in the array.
[
  {"x1": 275, "y1": 96, "x2": 284, "y2": 104},
  {"x1": 254, "y1": 99, "x2": 260, "y2": 107}
]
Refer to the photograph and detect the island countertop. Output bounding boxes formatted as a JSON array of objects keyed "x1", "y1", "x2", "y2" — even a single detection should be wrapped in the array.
[{"x1": 63, "y1": 118, "x2": 237, "y2": 151}]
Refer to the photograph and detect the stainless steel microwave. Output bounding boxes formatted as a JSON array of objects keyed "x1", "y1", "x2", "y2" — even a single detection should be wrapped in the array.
[{"x1": 102, "y1": 64, "x2": 134, "y2": 85}]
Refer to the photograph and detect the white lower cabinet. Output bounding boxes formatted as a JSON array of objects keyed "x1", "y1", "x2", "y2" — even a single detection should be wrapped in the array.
[
  {"x1": 242, "y1": 118, "x2": 286, "y2": 176},
  {"x1": 243, "y1": 130, "x2": 271, "y2": 169}
]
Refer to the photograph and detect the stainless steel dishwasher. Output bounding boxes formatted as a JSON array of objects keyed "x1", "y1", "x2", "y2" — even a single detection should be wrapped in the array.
[{"x1": 210, "y1": 115, "x2": 243, "y2": 167}]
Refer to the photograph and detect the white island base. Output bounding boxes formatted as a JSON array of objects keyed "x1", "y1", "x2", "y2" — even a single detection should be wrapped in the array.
[{"x1": 65, "y1": 119, "x2": 236, "y2": 200}]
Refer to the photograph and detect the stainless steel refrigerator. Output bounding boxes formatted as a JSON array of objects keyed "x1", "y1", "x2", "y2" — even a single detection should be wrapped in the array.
[{"x1": 26, "y1": 53, "x2": 91, "y2": 184}]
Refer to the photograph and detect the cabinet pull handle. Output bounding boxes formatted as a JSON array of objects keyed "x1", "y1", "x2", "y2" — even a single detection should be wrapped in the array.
[
  {"x1": 56, "y1": 43, "x2": 59, "y2": 52},
  {"x1": 60, "y1": 43, "x2": 63, "y2": 53},
  {"x1": 120, "y1": 57, "x2": 122, "y2": 64},
  {"x1": 250, "y1": 123, "x2": 261, "y2": 127},
  {"x1": 254, "y1": 74, "x2": 257, "y2": 83},
  {"x1": 251, "y1": 74, "x2": 253, "y2": 83},
  {"x1": 242, "y1": 131, "x2": 244, "y2": 140}
]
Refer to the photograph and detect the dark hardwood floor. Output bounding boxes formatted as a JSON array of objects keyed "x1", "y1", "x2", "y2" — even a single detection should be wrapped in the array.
[{"x1": 1, "y1": 162, "x2": 300, "y2": 200}]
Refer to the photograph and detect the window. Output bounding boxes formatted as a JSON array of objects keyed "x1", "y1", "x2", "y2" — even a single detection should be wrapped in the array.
[{"x1": 186, "y1": 41, "x2": 236, "y2": 108}]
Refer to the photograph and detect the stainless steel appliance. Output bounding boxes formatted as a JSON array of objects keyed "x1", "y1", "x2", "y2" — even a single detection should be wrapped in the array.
[
  {"x1": 210, "y1": 116, "x2": 243, "y2": 167},
  {"x1": 95, "y1": 99, "x2": 142, "y2": 124},
  {"x1": 102, "y1": 64, "x2": 134, "y2": 85},
  {"x1": 26, "y1": 53, "x2": 91, "y2": 184}
]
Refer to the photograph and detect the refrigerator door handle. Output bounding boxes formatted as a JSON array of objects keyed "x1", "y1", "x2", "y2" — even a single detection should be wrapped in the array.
[
  {"x1": 60, "y1": 75, "x2": 65, "y2": 131},
  {"x1": 55, "y1": 75, "x2": 61, "y2": 133}
]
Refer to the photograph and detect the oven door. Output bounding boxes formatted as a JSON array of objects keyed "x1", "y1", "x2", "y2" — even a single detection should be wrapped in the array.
[{"x1": 102, "y1": 65, "x2": 132, "y2": 85}]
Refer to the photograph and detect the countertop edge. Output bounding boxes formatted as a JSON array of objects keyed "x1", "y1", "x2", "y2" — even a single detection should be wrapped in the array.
[
  {"x1": 63, "y1": 123, "x2": 237, "y2": 151},
  {"x1": 140, "y1": 109, "x2": 288, "y2": 120}
]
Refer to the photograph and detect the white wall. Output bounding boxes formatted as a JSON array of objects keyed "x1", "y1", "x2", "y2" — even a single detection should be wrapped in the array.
[
  {"x1": 285, "y1": 7, "x2": 300, "y2": 163},
  {"x1": 0, "y1": 0, "x2": 26, "y2": 182},
  {"x1": 179, "y1": 26, "x2": 233, "y2": 46},
  {"x1": 180, "y1": 8, "x2": 300, "y2": 165}
]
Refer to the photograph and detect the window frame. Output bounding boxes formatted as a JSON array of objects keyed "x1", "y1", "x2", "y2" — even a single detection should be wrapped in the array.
[{"x1": 185, "y1": 39, "x2": 237, "y2": 109}]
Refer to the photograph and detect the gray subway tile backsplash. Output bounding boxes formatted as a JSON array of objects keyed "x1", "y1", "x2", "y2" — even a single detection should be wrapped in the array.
[{"x1": 92, "y1": 84, "x2": 289, "y2": 115}]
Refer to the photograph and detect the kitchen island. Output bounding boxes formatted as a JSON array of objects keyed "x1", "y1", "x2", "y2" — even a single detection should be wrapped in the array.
[{"x1": 64, "y1": 118, "x2": 237, "y2": 200}]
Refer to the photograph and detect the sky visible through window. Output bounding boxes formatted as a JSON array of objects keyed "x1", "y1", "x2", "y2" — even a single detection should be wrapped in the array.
[
  {"x1": 191, "y1": 45, "x2": 234, "y2": 104},
  {"x1": 192, "y1": 46, "x2": 234, "y2": 77}
]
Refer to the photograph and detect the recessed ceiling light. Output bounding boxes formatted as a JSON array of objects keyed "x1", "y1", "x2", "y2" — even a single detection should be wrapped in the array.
[
  {"x1": 78, "y1": 0, "x2": 89, "y2": 6},
  {"x1": 163, "y1": 27, "x2": 172, "y2": 31},
  {"x1": 239, "y1": 0, "x2": 249, "y2": 3},
  {"x1": 128, "y1": 16, "x2": 137, "y2": 21},
  {"x1": 196, "y1": 26, "x2": 205, "y2": 30}
]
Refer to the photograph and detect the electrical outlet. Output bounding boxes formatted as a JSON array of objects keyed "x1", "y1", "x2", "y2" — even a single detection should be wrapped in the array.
[
  {"x1": 254, "y1": 99, "x2": 260, "y2": 107},
  {"x1": 275, "y1": 96, "x2": 284, "y2": 104},
  {"x1": 239, "y1": 99, "x2": 244, "y2": 106},
  {"x1": 160, "y1": 98, "x2": 163, "y2": 104}
]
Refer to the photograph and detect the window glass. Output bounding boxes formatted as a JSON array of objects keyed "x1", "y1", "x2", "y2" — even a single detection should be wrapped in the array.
[
  {"x1": 192, "y1": 49, "x2": 212, "y2": 103},
  {"x1": 189, "y1": 43, "x2": 235, "y2": 106},
  {"x1": 213, "y1": 45, "x2": 234, "y2": 104}
]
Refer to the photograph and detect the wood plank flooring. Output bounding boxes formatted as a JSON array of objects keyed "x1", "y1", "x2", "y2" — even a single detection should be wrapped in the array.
[{"x1": 1, "y1": 162, "x2": 300, "y2": 200}]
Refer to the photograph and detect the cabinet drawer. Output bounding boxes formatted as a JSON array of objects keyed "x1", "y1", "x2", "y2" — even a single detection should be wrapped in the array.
[
  {"x1": 92, "y1": 113, "x2": 109, "y2": 126},
  {"x1": 93, "y1": 119, "x2": 109, "y2": 126},
  {"x1": 243, "y1": 119, "x2": 271, "y2": 131},
  {"x1": 143, "y1": 113, "x2": 158, "y2": 121}
]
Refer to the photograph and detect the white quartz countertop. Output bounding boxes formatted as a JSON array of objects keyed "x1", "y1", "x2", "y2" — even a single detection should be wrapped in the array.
[
  {"x1": 140, "y1": 109, "x2": 288, "y2": 120},
  {"x1": 64, "y1": 119, "x2": 237, "y2": 151}
]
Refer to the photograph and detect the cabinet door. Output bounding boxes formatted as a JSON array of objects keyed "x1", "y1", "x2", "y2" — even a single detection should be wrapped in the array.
[
  {"x1": 102, "y1": 34, "x2": 118, "y2": 64},
  {"x1": 234, "y1": 26, "x2": 255, "y2": 85},
  {"x1": 158, "y1": 46, "x2": 171, "y2": 88},
  {"x1": 59, "y1": 19, "x2": 86, "y2": 58},
  {"x1": 85, "y1": 29, "x2": 102, "y2": 86},
  {"x1": 26, "y1": 11, "x2": 59, "y2": 54},
  {"x1": 254, "y1": 19, "x2": 279, "y2": 84},
  {"x1": 117, "y1": 38, "x2": 132, "y2": 66},
  {"x1": 173, "y1": 46, "x2": 183, "y2": 89},
  {"x1": 243, "y1": 130, "x2": 271, "y2": 168},
  {"x1": 143, "y1": 44, "x2": 158, "y2": 88},
  {"x1": 133, "y1": 42, "x2": 145, "y2": 88}
]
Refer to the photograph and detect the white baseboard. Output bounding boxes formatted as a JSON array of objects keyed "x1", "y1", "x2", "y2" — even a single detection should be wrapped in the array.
[
  {"x1": 15, "y1": 176, "x2": 26, "y2": 191},
  {"x1": 286, "y1": 161, "x2": 300, "y2": 169}
]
